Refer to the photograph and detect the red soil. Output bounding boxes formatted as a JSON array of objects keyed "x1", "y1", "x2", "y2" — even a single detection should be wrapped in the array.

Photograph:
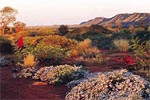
[
  {"x1": 0, "y1": 52, "x2": 135, "y2": 100},
  {"x1": 0, "y1": 66, "x2": 68, "y2": 100}
]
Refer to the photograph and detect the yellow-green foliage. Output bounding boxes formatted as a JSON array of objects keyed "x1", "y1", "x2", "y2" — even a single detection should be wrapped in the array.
[
  {"x1": 132, "y1": 39, "x2": 150, "y2": 68},
  {"x1": 113, "y1": 39, "x2": 130, "y2": 52},
  {"x1": 23, "y1": 35, "x2": 77, "y2": 49},
  {"x1": 21, "y1": 53, "x2": 38, "y2": 68},
  {"x1": 11, "y1": 27, "x2": 57, "y2": 37},
  {"x1": 78, "y1": 38, "x2": 92, "y2": 52}
]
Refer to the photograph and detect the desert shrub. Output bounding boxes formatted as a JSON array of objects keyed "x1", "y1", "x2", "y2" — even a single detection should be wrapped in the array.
[
  {"x1": 69, "y1": 49, "x2": 79, "y2": 57},
  {"x1": 16, "y1": 67, "x2": 37, "y2": 78},
  {"x1": 133, "y1": 31, "x2": 150, "y2": 44},
  {"x1": 23, "y1": 36, "x2": 77, "y2": 49},
  {"x1": 15, "y1": 44, "x2": 67, "y2": 66},
  {"x1": 113, "y1": 39, "x2": 130, "y2": 52},
  {"x1": 78, "y1": 38, "x2": 91, "y2": 51},
  {"x1": 15, "y1": 35, "x2": 75, "y2": 65},
  {"x1": 0, "y1": 35, "x2": 14, "y2": 54},
  {"x1": 66, "y1": 69, "x2": 150, "y2": 100},
  {"x1": 33, "y1": 65, "x2": 88, "y2": 85},
  {"x1": 41, "y1": 35, "x2": 77, "y2": 49},
  {"x1": 58, "y1": 25, "x2": 69, "y2": 35},
  {"x1": 28, "y1": 32, "x2": 40, "y2": 37},
  {"x1": 27, "y1": 28, "x2": 55, "y2": 36},
  {"x1": 132, "y1": 39, "x2": 150, "y2": 68},
  {"x1": 12, "y1": 27, "x2": 57, "y2": 37},
  {"x1": 34, "y1": 44, "x2": 67, "y2": 65},
  {"x1": 88, "y1": 25, "x2": 112, "y2": 34},
  {"x1": 111, "y1": 30, "x2": 132, "y2": 40},
  {"x1": 77, "y1": 32, "x2": 112, "y2": 49},
  {"x1": 71, "y1": 39, "x2": 103, "y2": 63}
]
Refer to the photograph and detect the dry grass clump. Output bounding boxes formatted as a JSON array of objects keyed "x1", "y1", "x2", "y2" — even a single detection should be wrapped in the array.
[
  {"x1": 66, "y1": 69, "x2": 150, "y2": 100},
  {"x1": 70, "y1": 39, "x2": 103, "y2": 63},
  {"x1": 113, "y1": 39, "x2": 130, "y2": 52},
  {"x1": 23, "y1": 54, "x2": 37, "y2": 67}
]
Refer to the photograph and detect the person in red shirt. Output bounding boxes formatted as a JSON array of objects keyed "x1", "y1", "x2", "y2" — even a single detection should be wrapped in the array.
[{"x1": 17, "y1": 36, "x2": 24, "y2": 49}]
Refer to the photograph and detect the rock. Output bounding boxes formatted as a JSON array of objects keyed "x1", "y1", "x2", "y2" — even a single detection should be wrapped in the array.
[{"x1": 32, "y1": 81, "x2": 48, "y2": 86}]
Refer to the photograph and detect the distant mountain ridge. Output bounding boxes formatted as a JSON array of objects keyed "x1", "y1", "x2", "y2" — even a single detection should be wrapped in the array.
[{"x1": 80, "y1": 13, "x2": 150, "y2": 28}]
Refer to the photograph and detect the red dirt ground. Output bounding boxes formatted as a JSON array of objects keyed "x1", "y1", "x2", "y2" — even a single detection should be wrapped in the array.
[
  {"x1": 0, "y1": 52, "x2": 133, "y2": 100},
  {"x1": 0, "y1": 66, "x2": 68, "y2": 100}
]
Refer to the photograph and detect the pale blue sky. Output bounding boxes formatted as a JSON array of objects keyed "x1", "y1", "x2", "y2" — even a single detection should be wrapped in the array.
[{"x1": 0, "y1": 0, "x2": 150, "y2": 26}]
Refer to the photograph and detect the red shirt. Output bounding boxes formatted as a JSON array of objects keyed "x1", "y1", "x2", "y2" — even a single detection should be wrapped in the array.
[{"x1": 17, "y1": 36, "x2": 24, "y2": 49}]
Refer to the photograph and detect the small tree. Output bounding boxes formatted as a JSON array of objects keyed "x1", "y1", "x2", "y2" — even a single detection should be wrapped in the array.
[
  {"x1": 0, "y1": 6, "x2": 17, "y2": 34},
  {"x1": 58, "y1": 25, "x2": 68, "y2": 35},
  {"x1": 13, "y1": 21, "x2": 26, "y2": 33}
]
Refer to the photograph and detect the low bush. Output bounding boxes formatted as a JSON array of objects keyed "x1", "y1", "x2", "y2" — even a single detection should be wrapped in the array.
[
  {"x1": 133, "y1": 31, "x2": 150, "y2": 43},
  {"x1": 15, "y1": 44, "x2": 67, "y2": 66},
  {"x1": 16, "y1": 67, "x2": 37, "y2": 78},
  {"x1": 66, "y1": 69, "x2": 150, "y2": 100},
  {"x1": 0, "y1": 35, "x2": 14, "y2": 54},
  {"x1": 111, "y1": 30, "x2": 132, "y2": 40},
  {"x1": 23, "y1": 36, "x2": 77, "y2": 49},
  {"x1": 33, "y1": 65, "x2": 88, "y2": 85},
  {"x1": 77, "y1": 32, "x2": 113, "y2": 49}
]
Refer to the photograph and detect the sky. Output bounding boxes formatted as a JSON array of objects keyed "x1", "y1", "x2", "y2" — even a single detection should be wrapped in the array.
[{"x1": 0, "y1": 0, "x2": 150, "y2": 26}]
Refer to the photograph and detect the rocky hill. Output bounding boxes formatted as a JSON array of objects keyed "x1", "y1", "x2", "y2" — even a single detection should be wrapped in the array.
[{"x1": 80, "y1": 13, "x2": 150, "y2": 28}]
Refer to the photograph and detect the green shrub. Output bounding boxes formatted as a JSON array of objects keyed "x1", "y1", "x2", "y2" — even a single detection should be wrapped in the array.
[
  {"x1": 75, "y1": 32, "x2": 112, "y2": 49},
  {"x1": 133, "y1": 31, "x2": 150, "y2": 44},
  {"x1": 58, "y1": 25, "x2": 69, "y2": 35},
  {"x1": 111, "y1": 30, "x2": 132, "y2": 40},
  {"x1": 131, "y1": 38, "x2": 150, "y2": 68},
  {"x1": 15, "y1": 44, "x2": 67, "y2": 66},
  {"x1": 0, "y1": 35, "x2": 14, "y2": 54}
]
